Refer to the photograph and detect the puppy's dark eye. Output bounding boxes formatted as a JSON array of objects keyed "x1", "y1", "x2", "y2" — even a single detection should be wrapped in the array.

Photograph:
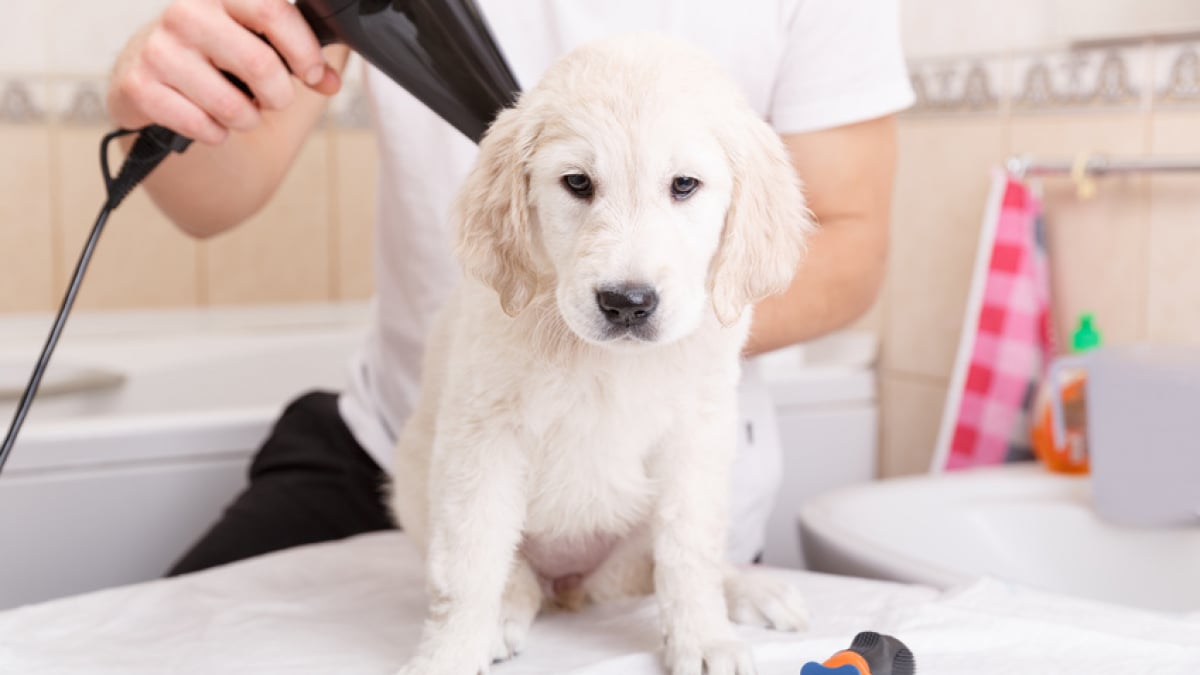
[
  {"x1": 562, "y1": 173, "x2": 594, "y2": 198},
  {"x1": 671, "y1": 176, "x2": 700, "y2": 200}
]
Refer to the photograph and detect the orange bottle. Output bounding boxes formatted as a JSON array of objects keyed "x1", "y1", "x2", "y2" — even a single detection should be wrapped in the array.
[{"x1": 1031, "y1": 314, "x2": 1101, "y2": 474}]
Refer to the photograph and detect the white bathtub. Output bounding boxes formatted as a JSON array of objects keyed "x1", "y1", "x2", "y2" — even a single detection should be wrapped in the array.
[
  {"x1": 0, "y1": 302, "x2": 879, "y2": 610},
  {"x1": 0, "y1": 303, "x2": 370, "y2": 609}
]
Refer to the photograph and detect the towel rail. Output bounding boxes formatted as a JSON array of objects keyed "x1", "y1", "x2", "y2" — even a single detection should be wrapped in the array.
[{"x1": 1007, "y1": 155, "x2": 1200, "y2": 178}]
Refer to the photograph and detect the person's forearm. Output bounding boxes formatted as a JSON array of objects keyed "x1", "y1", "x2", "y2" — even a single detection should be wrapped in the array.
[
  {"x1": 743, "y1": 116, "x2": 898, "y2": 356},
  {"x1": 744, "y1": 213, "x2": 887, "y2": 355}
]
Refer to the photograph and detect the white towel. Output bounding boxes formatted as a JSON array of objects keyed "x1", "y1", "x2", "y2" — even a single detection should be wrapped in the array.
[{"x1": 0, "y1": 532, "x2": 1195, "y2": 674}]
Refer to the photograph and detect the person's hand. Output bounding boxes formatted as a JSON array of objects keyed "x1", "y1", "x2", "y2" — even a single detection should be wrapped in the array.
[{"x1": 107, "y1": 0, "x2": 342, "y2": 145}]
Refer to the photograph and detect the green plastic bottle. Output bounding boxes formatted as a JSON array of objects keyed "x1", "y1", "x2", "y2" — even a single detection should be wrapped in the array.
[{"x1": 1072, "y1": 313, "x2": 1103, "y2": 353}]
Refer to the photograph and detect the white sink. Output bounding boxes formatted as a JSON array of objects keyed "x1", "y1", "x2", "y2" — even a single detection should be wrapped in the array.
[{"x1": 799, "y1": 464, "x2": 1200, "y2": 612}]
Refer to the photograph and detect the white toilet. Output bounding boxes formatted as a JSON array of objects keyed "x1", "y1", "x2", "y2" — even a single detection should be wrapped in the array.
[{"x1": 756, "y1": 331, "x2": 879, "y2": 568}]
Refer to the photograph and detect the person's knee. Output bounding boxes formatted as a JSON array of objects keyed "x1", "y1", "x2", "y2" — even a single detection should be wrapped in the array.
[{"x1": 249, "y1": 392, "x2": 348, "y2": 477}]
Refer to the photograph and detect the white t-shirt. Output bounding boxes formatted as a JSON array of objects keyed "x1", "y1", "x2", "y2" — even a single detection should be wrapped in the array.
[{"x1": 339, "y1": 0, "x2": 913, "y2": 563}]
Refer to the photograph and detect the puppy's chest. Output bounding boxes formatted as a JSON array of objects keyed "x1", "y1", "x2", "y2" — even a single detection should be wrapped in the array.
[{"x1": 519, "y1": 368, "x2": 679, "y2": 537}]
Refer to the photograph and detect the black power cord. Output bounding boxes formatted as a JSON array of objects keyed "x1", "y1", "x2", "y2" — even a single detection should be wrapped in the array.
[
  {"x1": 0, "y1": 124, "x2": 192, "y2": 475},
  {"x1": 0, "y1": 56, "x2": 266, "y2": 477}
]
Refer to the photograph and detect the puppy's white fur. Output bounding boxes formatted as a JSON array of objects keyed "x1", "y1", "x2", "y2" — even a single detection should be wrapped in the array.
[{"x1": 389, "y1": 34, "x2": 814, "y2": 675}]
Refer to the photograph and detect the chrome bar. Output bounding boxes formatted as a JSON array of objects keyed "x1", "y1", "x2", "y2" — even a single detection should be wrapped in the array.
[{"x1": 1007, "y1": 155, "x2": 1200, "y2": 178}]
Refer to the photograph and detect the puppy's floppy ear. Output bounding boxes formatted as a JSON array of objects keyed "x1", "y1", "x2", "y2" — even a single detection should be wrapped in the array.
[
  {"x1": 709, "y1": 116, "x2": 814, "y2": 326},
  {"x1": 453, "y1": 105, "x2": 540, "y2": 316}
]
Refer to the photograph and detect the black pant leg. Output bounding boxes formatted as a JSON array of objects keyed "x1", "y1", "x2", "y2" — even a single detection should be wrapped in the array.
[{"x1": 167, "y1": 391, "x2": 396, "y2": 576}]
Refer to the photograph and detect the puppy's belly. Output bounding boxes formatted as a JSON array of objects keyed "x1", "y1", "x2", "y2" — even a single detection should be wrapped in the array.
[{"x1": 521, "y1": 532, "x2": 618, "y2": 602}]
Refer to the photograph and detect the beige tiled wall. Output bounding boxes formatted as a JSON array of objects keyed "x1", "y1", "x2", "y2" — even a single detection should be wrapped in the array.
[
  {"x1": 203, "y1": 134, "x2": 337, "y2": 306},
  {"x1": 1147, "y1": 113, "x2": 1200, "y2": 344},
  {"x1": 331, "y1": 130, "x2": 379, "y2": 301},
  {"x1": 0, "y1": 126, "x2": 55, "y2": 312},
  {"x1": 0, "y1": 0, "x2": 378, "y2": 313},
  {"x1": 884, "y1": 118, "x2": 1009, "y2": 382},
  {"x1": 879, "y1": 40, "x2": 1200, "y2": 476},
  {"x1": 0, "y1": 118, "x2": 376, "y2": 313}
]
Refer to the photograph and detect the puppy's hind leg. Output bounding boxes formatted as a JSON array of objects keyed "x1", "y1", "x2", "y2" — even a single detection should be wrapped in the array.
[
  {"x1": 388, "y1": 304, "x2": 454, "y2": 554},
  {"x1": 581, "y1": 525, "x2": 655, "y2": 603},
  {"x1": 388, "y1": 400, "x2": 435, "y2": 552},
  {"x1": 723, "y1": 565, "x2": 810, "y2": 632}
]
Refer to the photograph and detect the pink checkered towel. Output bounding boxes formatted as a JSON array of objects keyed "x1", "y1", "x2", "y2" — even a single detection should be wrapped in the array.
[{"x1": 932, "y1": 171, "x2": 1057, "y2": 471}]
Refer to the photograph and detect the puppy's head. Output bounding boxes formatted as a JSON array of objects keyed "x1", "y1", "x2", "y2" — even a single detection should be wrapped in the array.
[{"x1": 454, "y1": 34, "x2": 812, "y2": 348}]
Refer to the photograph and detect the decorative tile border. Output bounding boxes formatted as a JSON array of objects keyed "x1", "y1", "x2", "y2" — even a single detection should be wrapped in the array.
[
  {"x1": 906, "y1": 37, "x2": 1199, "y2": 116},
  {"x1": 58, "y1": 80, "x2": 110, "y2": 125},
  {"x1": 0, "y1": 75, "x2": 370, "y2": 129},
  {"x1": 1010, "y1": 45, "x2": 1149, "y2": 112},
  {"x1": 908, "y1": 57, "x2": 1004, "y2": 114},
  {"x1": 2, "y1": 37, "x2": 1197, "y2": 126},
  {"x1": 1154, "y1": 40, "x2": 1200, "y2": 107},
  {"x1": 0, "y1": 79, "x2": 47, "y2": 124},
  {"x1": 0, "y1": 76, "x2": 115, "y2": 126}
]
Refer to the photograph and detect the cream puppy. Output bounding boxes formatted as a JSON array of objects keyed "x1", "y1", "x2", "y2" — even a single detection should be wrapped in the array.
[{"x1": 390, "y1": 33, "x2": 814, "y2": 675}]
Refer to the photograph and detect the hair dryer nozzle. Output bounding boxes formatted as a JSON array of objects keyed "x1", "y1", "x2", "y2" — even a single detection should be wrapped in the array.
[{"x1": 298, "y1": 0, "x2": 521, "y2": 143}]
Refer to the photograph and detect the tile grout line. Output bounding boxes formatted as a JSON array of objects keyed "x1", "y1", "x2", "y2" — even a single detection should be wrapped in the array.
[
  {"x1": 196, "y1": 235, "x2": 209, "y2": 307},
  {"x1": 1140, "y1": 48, "x2": 1157, "y2": 342},
  {"x1": 46, "y1": 88, "x2": 65, "y2": 309},
  {"x1": 879, "y1": 369, "x2": 951, "y2": 388},
  {"x1": 326, "y1": 126, "x2": 342, "y2": 302}
]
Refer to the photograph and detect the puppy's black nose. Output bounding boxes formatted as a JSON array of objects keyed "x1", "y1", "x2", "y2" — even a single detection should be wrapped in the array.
[{"x1": 596, "y1": 285, "x2": 659, "y2": 327}]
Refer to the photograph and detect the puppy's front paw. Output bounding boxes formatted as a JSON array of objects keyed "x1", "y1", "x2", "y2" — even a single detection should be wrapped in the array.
[
  {"x1": 724, "y1": 570, "x2": 810, "y2": 632},
  {"x1": 394, "y1": 653, "x2": 486, "y2": 675},
  {"x1": 489, "y1": 607, "x2": 536, "y2": 663},
  {"x1": 665, "y1": 636, "x2": 756, "y2": 675},
  {"x1": 392, "y1": 661, "x2": 429, "y2": 675},
  {"x1": 395, "y1": 636, "x2": 491, "y2": 675}
]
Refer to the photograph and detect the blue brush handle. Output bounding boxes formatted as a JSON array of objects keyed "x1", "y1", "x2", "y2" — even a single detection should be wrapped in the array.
[{"x1": 800, "y1": 663, "x2": 861, "y2": 675}]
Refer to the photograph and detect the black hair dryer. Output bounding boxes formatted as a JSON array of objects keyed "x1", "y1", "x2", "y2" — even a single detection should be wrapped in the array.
[{"x1": 299, "y1": 0, "x2": 521, "y2": 143}]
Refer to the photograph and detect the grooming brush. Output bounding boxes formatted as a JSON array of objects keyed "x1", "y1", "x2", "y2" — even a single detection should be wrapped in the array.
[{"x1": 800, "y1": 631, "x2": 916, "y2": 675}]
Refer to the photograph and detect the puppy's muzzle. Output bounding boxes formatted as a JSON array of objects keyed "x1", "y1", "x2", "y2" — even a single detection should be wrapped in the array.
[{"x1": 596, "y1": 284, "x2": 658, "y2": 328}]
